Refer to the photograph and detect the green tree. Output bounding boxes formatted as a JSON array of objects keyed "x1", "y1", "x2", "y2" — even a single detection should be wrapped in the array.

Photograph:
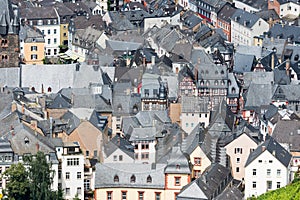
[
  {"x1": 3, "y1": 163, "x2": 30, "y2": 200},
  {"x1": 27, "y1": 151, "x2": 56, "y2": 200}
]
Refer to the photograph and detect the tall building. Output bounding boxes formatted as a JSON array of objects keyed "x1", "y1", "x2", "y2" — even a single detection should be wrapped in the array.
[{"x1": 0, "y1": 0, "x2": 20, "y2": 68}]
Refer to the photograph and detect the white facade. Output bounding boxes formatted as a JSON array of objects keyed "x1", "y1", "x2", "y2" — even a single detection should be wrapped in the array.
[
  {"x1": 57, "y1": 146, "x2": 85, "y2": 200},
  {"x1": 280, "y1": 2, "x2": 300, "y2": 18},
  {"x1": 231, "y1": 18, "x2": 269, "y2": 46},
  {"x1": 244, "y1": 150, "x2": 291, "y2": 198},
  {"x1": 133, "y1": 141, "x2": 156, "y2": 164},
  {"x1": 180, "y1": 112, "x2": 210, "y2": 134},
  {"x1": 104, "y1": 148, "x2": 134, "y2": 163},
  {"x1": 36, "y1": 24, "x2": 60, "y2": 57},
  {"x1": 233, "y1": 0, "x2": 260, "y2": 13},
  {"x1": 177, "y1": 0, "x2": 190, "y2": 10},
  {"x1": 95, "y1": 0, "x2": 108, "y2": 12},
  {"x1": 143, "y1": 13, "x2": 181, "y2": 32}
]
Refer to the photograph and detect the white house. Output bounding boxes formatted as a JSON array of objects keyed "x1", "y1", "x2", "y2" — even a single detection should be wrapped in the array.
[
  {"x1": 280, "y1": 1, "x2": 300, "y2": 19},
  {"x1": 244, "y1": 137, "x2": 292, "y2": 198},
  {"x1": 56, "y1": 142, "x2": 85, "y2": 200},
  {"x1": 231, "y1": 9, "x2": 269, "y2": 46},
  {"x1": 143, "y1": 12, "x2": 181, "y2": 33}
]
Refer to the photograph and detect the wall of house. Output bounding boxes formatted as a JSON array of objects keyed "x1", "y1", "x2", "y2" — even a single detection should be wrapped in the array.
[
  {"x1": 231, "y1": 20, "x2": 252, "y2": 46},
  {"x1": 165, "y1": 174, "x2": 190, "y2": 200},
  {"x1": 190, "y1": 146, "x2": 211, "y2": 178},
  {"x1": 180, "y1": 112, "x2": 210, "y2": 134},
  {"x1": 268, "y1": 0, "x2": 280, "y2": 15},
  {"x1": 23, "y1": 42, "x2": 45, "y2": 65},
  {"x1": 232, "y1": 0, "x2": 259, "y2": 13},
  {"x1": 0, "y1": 35, "x2": 20, "y2": 68},
  {"x1": 36, "y1": 24, "x2": 60, "y2": 57},
  {"x1": 60, "y1": 24, "x2": 68, "y2": 46},
  {"x1": 250, "y1": 20, "x2": 270, "y2": 45},
  {"x1": 280, "y1": 2, "x2": 300, "y2": 18},
  {"x1": 60, "y1": 154, "x2": 85, "y2": 200},
  {"x1": 169, "y1": 103, "x2": 181, "y2": 124},
  {"x1": 225, "y1": 133, "x2": 258, "y2": 181},
  {"x1": 133, "y1": 140, "x2": 156, "y2": 164},
  {"x1": 95, "y1": 188, "x2": 165, "y2": 200},
  {"x1": 244, "y1": 150, "x2": 290, "y2": 198},
  {"x1": 104, "y1": 148, "x2": 134, "y2": 163}
]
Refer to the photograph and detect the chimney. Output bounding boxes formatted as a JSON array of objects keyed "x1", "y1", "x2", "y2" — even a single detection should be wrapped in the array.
[
  {"x1": 286, "y1": 59, "x2": 290, "y2": 76},
  {"x1": 151, "y1": 56, "x2": 155, "y2": 67},
  {"x1": 22, "y1": 104, "x2": 25, "y2": 114},
  {"x1": 262, "y1": 145, "x2": 266, "y2": 151},
  {"x1": 117, "y1": 136, "x2": 120, "y2": 147},
  {"x1": 36, "y1": 143, "x2": 40, "y2": 151},
  {"x1": 271, "y1": 52, "x2": 275, "y2": 70},
  {"x1": 143, "y1": 56, "x2": 146, "y2": 67},
  {"x1": 50, "y1": 117, "x2": 53, "y2": 137}
]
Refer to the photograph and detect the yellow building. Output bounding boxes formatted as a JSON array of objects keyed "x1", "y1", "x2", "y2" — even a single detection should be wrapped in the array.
[
  {"x1": 60, "y1": 23, "x2": 68, "y2": 46},
  {"x1": 20, "y1": 24, "x2": 45, "y2": 65}
]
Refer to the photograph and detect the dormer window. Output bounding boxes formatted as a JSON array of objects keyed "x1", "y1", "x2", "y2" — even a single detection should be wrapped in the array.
[
  {"x1": 114, "y1": 175, "x2": 119, "y2": 182},
  {"x1": 147, "y1": 175, "x2": 152, "y2": 183},
  {"x1": 130, "y1": 175, "x2": 136, "y2": 183},
  {"x1": 24, "y1": 137, "x2": 29, "y2": 144},
  {"x1": 176, "y1": 164, "x2": 180, "y2": 170}
]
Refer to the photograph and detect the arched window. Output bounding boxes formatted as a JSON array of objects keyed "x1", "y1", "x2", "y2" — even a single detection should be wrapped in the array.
[
  {"x1": 176, "y1": 164, "x2": 180, "y2": 170},
  {"x1": 114, "y1": 175, "x2": 119, "y2": 182},
  {"x1": 221, "y1": 80, "x2": 225, "y2": 85},
  {"x1": 221, "y1": 70, "x2": 225, "y2": 75},
  {"x1": 147, "y1": 175, "x2": 152, "y2": 183},
  {"x1": 215, "y1": 70, "x2": 218, "y2": 75},
  {"x1": 232, "y1": 87, "x2": 236, "y2": 94},
  {"x1": 200, "y1": 80, "x2": 204, "y2": 86},
  {"x1": 214, "y1": 80, "x2": 218, "y2": 85},
  {"x1": 228, "y1": 80, "x2": 231, "y2": 86},
  {"x1": 48, "y1": 87, "x2": 52, "y2": 92},
  {"x1": 206, "y1": 81, "x2": 210, "y2": 86},
  {"x1": 130, "y1": 175, "x2": 136, "y2": 183},
  {"x1": 24, "y1": 137, "x2": 29, "y2": 144}
]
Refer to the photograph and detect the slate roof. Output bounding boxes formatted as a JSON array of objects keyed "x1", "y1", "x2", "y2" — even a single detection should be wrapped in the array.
[
  {"x1": 19, "y1": 24, "x2": 44, "y2": 43},
  {"x1": 255, "y1": 9, "x2": 280, "y2": 22},
  {"x1": 273, "y1": 68, "x2": 290, "y2": 85},
  {"x1": 244, "y1": 84, "x2": 274, "y2": 109},
  {"x1": 60, "y1": 110, "x2": 81, "y2": 135},
  {"x1": 272, "y1": 120, "x2": 300, "y2": 152},
  {"x1": 272, "y1": 85, "x2": 300, "y2": 101},
  {"x1": 243, "y1": 72, "x2": 274, "y2": 89},
  {"x1": 0, "y1": 0, "x2": 19, "y2": 35},
  {"x1": 177, "y1": 163, "x2": 232, "y2": 200},
  {"x1": 20, "y1": 6, "x2": 58, "y2": 20},
  {"x1": 47, "y1": 93, "x2": 71, "y2": 109},
  {"x1": 231, "y1": 9, "x2": 260, "y2": 28},
  {"x1": 164, "y1": 146, "x2": 191, "y2": 174},
  {"x1": 268, "y1": 23, "x2": 300, "y2": 44},
  {"x1": 215, "y1": 186, "x2": 244, "y2": 200},
  {"x1": 233, "y1": 53, "x2": 255, "y2": 73},
  {"x1": 245, "y1": 137, "x2": 292, "y2": 167},
  {"x1": 104, "y1": 135, "x2": 134, "y2": 159},
  {"x1": 235, "y1": 45, "x2": 262, "y2": 59},
  {"x1": 0, "y1": 67, "x2": 20, "y2": 88},
  {"x1": 181, "y1": 96, "x2": 209, "y2": 113},
  {"x1": 70, "y1": 15, "x2": 106, "y2": 31},
  {"x1": 234, "y1": 0, "x2": 268, "y2": 10},
  {"x1": 94, "y1": 162, "x2": 166, "y2": 189},
  {"x1": 227, "y1": 72, "x2": 240, "y2": 98},
  {"x1": 181, "y1": 10, "x2": 203, "y2": 29},
  {"x1": 106, "y1": 40, "x2": 142, "y2": 52},
  {"x1": 217, "y1": 3, "x2": 237, "y2": 23}
]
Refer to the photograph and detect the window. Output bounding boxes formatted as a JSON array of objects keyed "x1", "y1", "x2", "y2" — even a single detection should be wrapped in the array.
[
  {"x1": 54, "y1": 29, "x2": 57, "y2": 34},
  {"x1": 130, "y1": 175, "x2": 136, "y2": 183},
  {"x1": 77, "y1": 172, "x2": 81, "y2": 179},
  {"x1": 175, "y1": 177, "x2": 181, "y2": 186},
  {"x1": 269, "y1": 160, "x2": 273, "y2": 163},
  {"x1": 122, "y1": 191, "x2": 127, "y2": 200},
  {"x1": 267, "y1": 169, "x2": 271, "y2": 176},
  {"x1": 258, "y1": 160, "x2": 262, "y2": 163},
  {"x1": 147, "y1": 175, "x2": 152, "y2": 183},
  {"x1": 31, "y1": 54, "x2": 37, "y2": 60},
  {"x1": 141, "y1": 153, "x2": 149, "y2": 160},
  {"x1": 194, "y1": 157, "x2": 201, "y2": 166},
  {"x1": 48, "y1": 29, "x2": 50, "y2": 34},
  {"x1": 31, "y1": 46, "x2": 37, "y2": 51},
  {"x1": 277, "y1": 182, "x2": 281, "y2": 188},
  {"x1": 48, "y1": 39, "x2": 50, "y2": 44},
  {"x1": 186, "y1": 123, "x2": 188, "y2": 127},
  {"x1": 236, "y1": 157, "x2": 240, "y2": 163},
  {"x1": 54, "y1": 49, "x2": 57, "y2": 55},
  {"x1": 94, "y1": 150, "x2": 98, "y2": 157},
  {"x1": 135, "y1": 153, "x2": 138, "y2": 159},
  {"x1": 1, "y1": 39, "x2": 8, "y2": 47},
  {"x1": 67, "y1": 158, "x2": 79, "y2": 166},
  {"x1": 84, "y1": 179, "x2": 90, "y2": 190},
  {"x1": 138, "y1": 191, "x2": 144, "y2": 200},
  {"x1": 63, "y1": 32, "x2": 67, "y2": 37},
  {"x1": 252, "y1": 181, "x2": 256, "y2": 189},
  {"x1": 113, "y1": 155, "x2": 117, "y2": 161},
  {"x1": 267, "y1": 181, "x2": 272, "y2": 190},
  {"x1": 114, "y1": 175, "x2": 119, "y2": 182},
  {"x1": 253, "y1": 169, "x2": 256, "y2": 176},
  {"x1": 86, "y1": 151, "x2": 89, "y2": 157},
  {"x1": 65, "y1": 188, "x2": 70, "y2": 195},
  {"x1": 144, "y1": 89, "x2": 149, "y2": 97},
  {"x1": 141, "y1": 144, "x2": 149, "y2": 150},
  {"x1": 66, "y1": 172, "x2": 70, "y2": 180},
  {"x1": 77, "y1": 187, "x2": 81, "y2": 195},
  {"x1": 277, "y1": 169, "x2": 281, "y2": 176},
  {"x1": 155, "y1": 192, "x2": 161, "y2": 200},
  {"x1": 194, "y1": 170, "x2": 201, "y2": 178},
  {"x1": 119, "y1": 155, "x2": 123, "y2": 161},
  {"x1": 54, "y1": 38, "x2": 57, "y2": 44},
  {"x1": 236, "y1": 167, "x2": 239, "y2": 172},
  {"x1": 107, "y1": 191, "x2": 112, "y2": 200},
  {"x1": 234, "y1": 148, "x2": 242, "y2": 154}
]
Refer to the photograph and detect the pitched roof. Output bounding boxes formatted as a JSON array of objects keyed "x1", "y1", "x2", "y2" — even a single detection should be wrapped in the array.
[
  {"x1": 94, "y1": 162, "x2": 166, "y2": 189},
  {"x1": 231, "y1": 9, "x2": 260, "y2": 28},
  {"x1": 0, "y1": 0, "x2": 19, "y2": 35},
  {"x1": 104, "y1": 135, "x2": 134, "y2": 158},
  {"x1": 244, "y1": 83, "x2": 274, "y2": 109},
  {"x1": 181, "y1": 96, "x2": 209, "y2": 113},
  {"x1": 245, "y1": 137, "x2": 292, "y2": 167},
  {"x1": 217, "y1": 3, "x2": 237, "y2": 23},
  {"x1": 269, "y1": 24, "x2": 300, "y2": 44},
  {"x1": 233, "y1": 53, "x2": 255, "y2": 73},
  {"x1": 164, "y1": 146, "x2": 191, "y2": 174}
]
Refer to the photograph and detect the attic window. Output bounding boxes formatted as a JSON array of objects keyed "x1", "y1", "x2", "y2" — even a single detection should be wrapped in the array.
[
  {"x1": 294, "y1": 54, "x2": 299, "y2": 61},
  {"x1": 215, "y1": 70, "x2": 218, "y2": 75},
  {"x1": 214, "y1": 80, "x2": 218, "y2": 85},
  {"x1": 147, "y1": 175, "x2": 152, "y2": 183},
  {"x1": 130, "y1": 175, "x2": 136, "y2": 183},
  {"x1": 117, "y1": 104, "x2": 122, "y2": 111},
  {"x1": 114, "y1": 175, "x2": 119, "y2": 182},
  {"x1": 176, "y1": 164, "x2": 180, "y2": 170},
  {"x1": 221, "y1": 70, "x2": 224, "y2": 75},
  {"x1": 24, "y1": 137, "x2": 29, "y2": 144},
  {"x1": 232, "y1": 87, "x2": 236, "y2": 94},
  {"x1": 48, "y1": 87, "x2": 52, "y2": 93}
]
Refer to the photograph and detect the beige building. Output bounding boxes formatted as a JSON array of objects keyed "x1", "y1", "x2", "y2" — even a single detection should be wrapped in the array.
[{"x1": 224, "y1": 132, "x2": 258, "y2": 181}]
